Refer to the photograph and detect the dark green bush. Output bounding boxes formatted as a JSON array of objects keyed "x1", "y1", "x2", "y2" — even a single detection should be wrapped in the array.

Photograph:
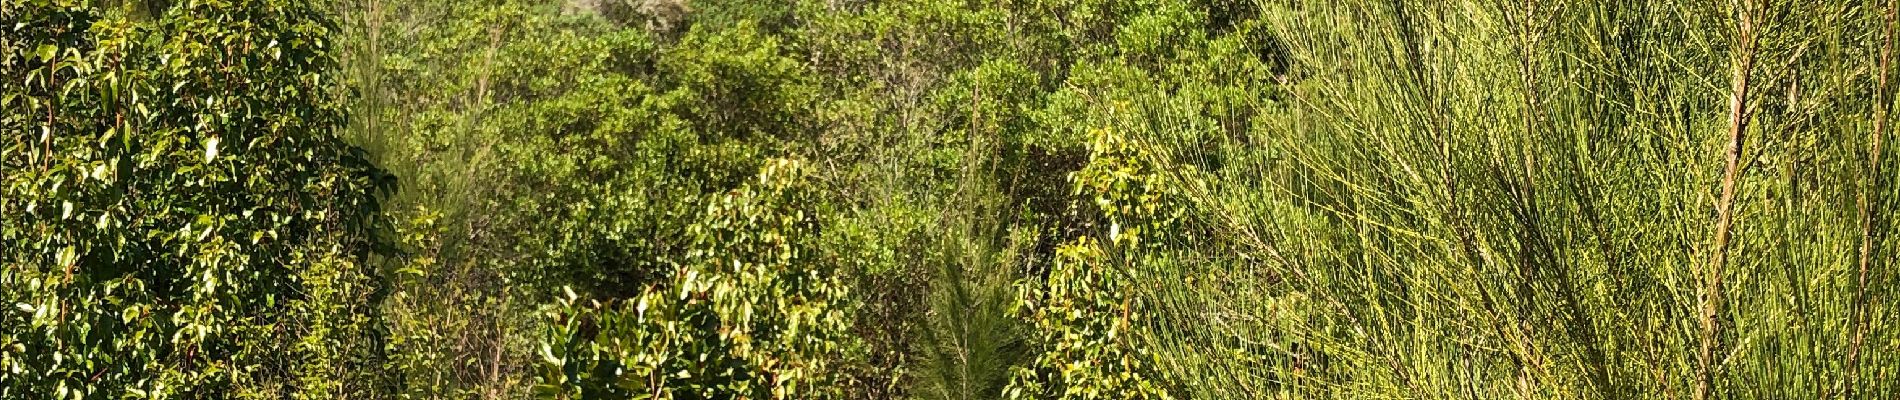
[{"x1": 2, "y1": 0, "x2": 394, "y2": 397}]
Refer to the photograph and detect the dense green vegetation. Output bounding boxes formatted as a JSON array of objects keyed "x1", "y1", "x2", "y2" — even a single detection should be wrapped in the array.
[{"x1": 4, "y1": 0, "x2": 1898, "y2": 398}]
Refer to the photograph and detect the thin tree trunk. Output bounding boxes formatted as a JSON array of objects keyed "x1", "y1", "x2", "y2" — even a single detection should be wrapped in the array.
[{"x1": 1700, "y1": 3, "x2": 1759, "y2": 400}]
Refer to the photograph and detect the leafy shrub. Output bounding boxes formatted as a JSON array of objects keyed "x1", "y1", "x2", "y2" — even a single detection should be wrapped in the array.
[
  {"x1": 536, "y1": 159, "x2": 863, "y2": 399},
  {"x1": 1, "y1": 0, "x2": 395, "y2": 397},
  {"x1": 1003, "y1": 126, "x2": 1189, "y2": 400},
  {"x1": 347, "y1": 2, "x2": 830, "y2": 395}
]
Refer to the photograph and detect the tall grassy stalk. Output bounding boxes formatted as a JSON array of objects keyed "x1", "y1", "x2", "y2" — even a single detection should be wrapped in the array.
[
  {"x1": 1846, "y1": 3, "x2": 1898, "y2": 398},
  {"x1": 1118, "y1": 0, "x2": 1900, "y2": 398},
  {"x1": 334, "y1": 1, "x2": 534, "y2": 396}
]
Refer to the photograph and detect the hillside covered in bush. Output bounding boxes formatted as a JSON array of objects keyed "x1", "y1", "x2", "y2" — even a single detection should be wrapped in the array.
[{"x1": 4, "y1": 0, "x2": 1899, "y2": 399}]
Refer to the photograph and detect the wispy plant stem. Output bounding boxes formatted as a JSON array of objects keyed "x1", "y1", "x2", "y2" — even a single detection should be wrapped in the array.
[{"x1": 1846, "y1": 0, "x2": 1899, "y2": 396}]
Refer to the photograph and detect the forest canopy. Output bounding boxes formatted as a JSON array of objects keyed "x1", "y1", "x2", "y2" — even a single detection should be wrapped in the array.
[{"x1": 3, "y1": 0, "x2": 1898, "y2": 399}]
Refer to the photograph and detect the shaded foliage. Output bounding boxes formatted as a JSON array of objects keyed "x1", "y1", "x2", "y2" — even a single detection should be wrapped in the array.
[{"x1": 536, "y1": 159, "x2": 862, "y2": 399}]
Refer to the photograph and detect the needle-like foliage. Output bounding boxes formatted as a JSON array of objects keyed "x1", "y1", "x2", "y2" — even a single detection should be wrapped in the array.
[{"x1": 1110, "y1": 1, "x2": 1900, "y2": 398}]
